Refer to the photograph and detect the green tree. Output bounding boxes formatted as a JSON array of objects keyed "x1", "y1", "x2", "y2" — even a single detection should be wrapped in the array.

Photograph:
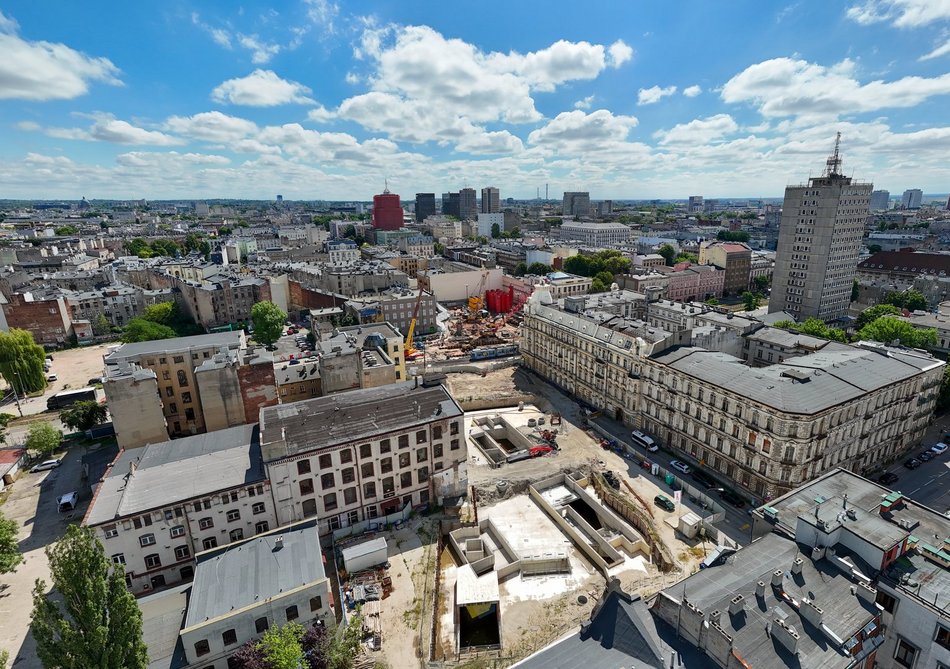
[
  {"x1": 184, "y1": 233, "x2": 211, "y2": 258},
  {"x1": 143, "y1": 302, "x2": 176, "y2": 325},
  {"x1": 26, "y1": 422, "x2": 62, "y2": 457},
  {"x1": 884, "y1": 289, "x2": 928, "y2": 312},
  {"x1": 121, "y1": 318, "x2": 177, "y2": 343},
  {"x1": 326, "y1": 611, "x2": 364, "y2": 669},
  {"x1": 54, "y1": 224, "x2": 78, "y2": 236},
  {"x1": 252, "y1": 301, "x2": 287, "y2": 348},
  {"x1": 32, "y1": 525, "x2": 148, "y2": 669},
  {"x1": 590, "y1": 278, "x2": 609, "y2": 293},
  {"x1": 124, "y1": 238, "x2": 150, "y2": 256},
  {"x1": 741, "y1": 291, "x2": 760, "y2": 311},
  {"x1": 562, "y1": 255, "x2": 591, "y2": 276},
  {"x1": 149, "y1": 239, "x2": 181, "y2": 257},
  {"x1": 716, "y1": 230, "x2": 750, "y2": 242},
  {"x1": 490, "y1": 222, "x2": 500, "y2": 238},
  {"x1": 855, "y1": 304, "x2": 902, "y2": 330},
  {"x1": 775, "y1": 318, "x2": 848, "y2": 343},
  {"x1": 657, "y1": 244, "x2": 677, "y2": 266},
  {"x1": 60, "y1": 401, "x2": 108, "y2": 432},
  {"x1": 867, "y1": 244, "x2": 882, "y2": 253},
  {"x1": 937, "y1": 365, "x2": 950, "y2": 411},
  {"x1": 852, "y1": 279, "x2": 860, "y2": 303},
  {"x1": 594, "y1": 270, "x2": 615, "y2": 287},
  {"x1": 753, "y1": 275, "x2": 770, "y2": 292},
  {"x1": 259, "y1": 621, "x2": 306, "y2": 669},
  {"x1": 91, "y1": 313, "x2": 111, "y2": 336},
  {"x1": 675, "y1": 252, "x2": 698, "y2": 264},
  {"x1": 509, "y1": 226, "x2": 521, "y2": 237},
  {"x1": 0, "y1": 328, "x2": 47, "y2": 394},
  {"x1": 513, "y1": 262, "x2": 527, "y2": 277},
  {"x1": 526, "y1": 262, "x2": 552, "y2": 275},
  {"x1": 0, "y1": 412, "x2": 15, "y2": 444},
  {"x1": 857, "y1": 316, "x2": 937, "y2": 348},
  {"x1": 0, "y1": 511, "x2": 22, "y2": 574},
  {"x1": 433, "y1": 242, "x2": 445, "y2": 255},
  {"x1": 704, "y1": 297, "x2": 720, "y2": 305}
]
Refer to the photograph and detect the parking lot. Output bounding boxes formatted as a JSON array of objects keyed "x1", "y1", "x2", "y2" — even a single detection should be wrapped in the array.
[
  {"x1": 0, "y1": 445, "x2": 89, "y2": 667},
  {"x1": 1, "y1": 343, "x2": 111, "y2": 418}
]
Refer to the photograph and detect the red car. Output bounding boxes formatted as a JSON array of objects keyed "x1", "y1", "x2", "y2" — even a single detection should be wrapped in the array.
[
  {"x1": 529, "y1": 445, "x2": 554, "y2": 457},
  {"x1": 639, "y1": 459, "x2": 653, "y2": 470}
]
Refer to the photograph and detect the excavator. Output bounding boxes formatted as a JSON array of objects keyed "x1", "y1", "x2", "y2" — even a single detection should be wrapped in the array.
[{"x1": 404, "y1": 288, "x2": 426, "y2": 360}]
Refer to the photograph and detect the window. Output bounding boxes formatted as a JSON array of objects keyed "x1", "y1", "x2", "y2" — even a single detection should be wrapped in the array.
[
  {"x1": 381, "y1": 457, "x2": 393, "y2": 473},
  {"x1": 175, "y1": 545, "x2": 190, "y2": 560},
  {"x1": 144, "y1": 554, "x2": 161, "y2": 568},
  {"x1": 399, "y1": 453, "x2": 411, "y2": 468},
  {"x1": 202, "y1": 537, "x2": 218, "y2": 550},
  {"x1": 418, "y1": 467, "x2": 429, "y2": 484},
  {"x1": 434, "y1": 444, "x2": 443, "y2": 458},
  {"x1": 320, "y1": 473, "x2": 334, "y2": 490},
  {"x1": 104, "y1": 524, "x2": 118, "y2": 538},
  {"x1": 383, "y1": 477, "x2": 395, "y2": 496},
  {"x1": 173, "y1": 355, "x2": 184, "y2": 364},
  {"x1": 936, "y1": 626, "x2": 950, "y2": 650},
  {"x1": 433, "y1": 425, "x2": 443, "y2": 439},
  {"x1": 364, "y1": 482, "x2": 376, "y2": 498},
  {"x1": 229, "y1": 529, "x2": 244, "y2": 542},
  {"x1": 319, "y1": 454, "x2": 332, "y2": 469},
  {"x1": 162, "y1": 370, "x2": 170, "y2": 381},
  {"x1": 302, "y1": 499, "x2": 318, "y2": 517},
  {"x1": 169, "y1": 402, "x2": 178, "y2": 415},
  {"x1": 361, "y1": 462, "x2": 374, "y2": 477},
  {"x1": 324, "y1": 493, "x2": 338, "y2": 511},
  {"x1": 180, "y1": 565, "x2": 194, "y2": 580},
  {"x1": 894, "y1": 639, "x2": 917, "y2": 667},
  {"x1": 360, "y1": 443, "x2": 372, "y2": 458},
  {"x1": 199, "y1": 517, "x2": 214, "y2": 530},
  {"x1": 310, "y1": 596, "x2": 323, "y2": 612},
  {"x1": 344, "y1": 487, "x2": 357, "y2": 505},
  {"x1": 177, "y1": 370, "x2": 188, "y2": 387},
  {"x1": 165, "y1": 386, "x2": 174, "y2": 397},
  {"x1": 876, "y1": 590, "x2": 897, "y2": 613},
  {"x1": 255, "y1": 521, "x2": 269, "y2": 534},
  {"x1": 450, "y1": 422, "x2": 459, "y2": 435},
  {"x1": 285, "y1": 605, "x2": 299, "y2": 621},
  {"x1": 398, "y1": 435, "x2": 409, "y2": 449},
  {"x1": 185, "y1": 408, "x2": 195, "y2": 421},
  {"x1": 139, "y1": 533, "x2": 155, "y2": 547},
  {"x1": 416, "y1": 430, "x2": 426, "y2": 444},
  {"x1": 450, "y1": 439, "x2": 460, "y2": 451},
  {"x1": 112, "y1": 553, "x2": 126, "y2": 565},
  {"x1": 297, "y1": 459, "x2": 311, "y2": 475},
  {"x1": 194, "y1": 639, "x2": 210, "y2": 657},
  {"x1": 252, "y1": 502, "x2": 266, "y2": 514},
  {"x1": 339, "y1": 449, "x2": 352, "y2": 464},
  {"x1": 400, "y1": 472, "x2": 413, "y2": 488},
  {"x1": 379, "y1": 439, "x2": 391, "y2": 453},
  {"x1": 226, "y1": 509, "x2": 241, "y2": 522},
  {"x1": 341, "y1": 467, "x2": 355, "y2": 484},
  {"x1": 416, "y1": 447, "x2": 427, "y2": 463},
  {"x1": 255, "y1": 617, "x2": 269, "y2": 634},
  {"x1": 222, "y1": 629, "x2": 237, "y2": 646},
  {"x1": 299, "y1": 478, "x2": 315, "y2": 496},
  {"x1": 170, "y1": 525, "x2": 185, "y2": 538}
]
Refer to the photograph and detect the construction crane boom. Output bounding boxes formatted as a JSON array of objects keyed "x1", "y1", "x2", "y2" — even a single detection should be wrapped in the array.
[{"x1": 404, "y1": 289, "x2": 426, "y2": 358}]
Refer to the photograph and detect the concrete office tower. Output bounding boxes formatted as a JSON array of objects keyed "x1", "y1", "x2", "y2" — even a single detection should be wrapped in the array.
[
  {"x1": 481, "y1": 187, "x2": 500, "y2": 213},
  {"x1": 459, "y1": 188, "x2": 477, "y2": 220},
  {"x1": 769, "y1": 134, "x2": 872, "y2": 322},
  {"x1": 562, "y1": 192, "x2": 591, "y2": 218},
  {"x1": 415, "y1": 193, "x2": 436, "y2": 222},
  {"x1": 901, "y1": 188, "x2": 923, "y2": 209},
  {"x1": 870, "y1": 190, "x2": 890, "y2": 211},
  {"x1": 372, "y1": 186, "x2": 403, "y2": 230}
]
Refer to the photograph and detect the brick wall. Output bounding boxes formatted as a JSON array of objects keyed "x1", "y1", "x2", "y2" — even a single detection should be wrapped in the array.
[
  {"x1": 2, "y1": 294, "x2": 73, "y2": 346},
  {"x1": 237, "y1": 357, "x2": 278, "y2": 421},
  {"x1": 287, "y1": 281, "x2": 343, "y2": 312}
]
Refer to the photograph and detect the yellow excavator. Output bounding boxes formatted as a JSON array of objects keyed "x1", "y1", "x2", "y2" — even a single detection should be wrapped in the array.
[{"x1": 404, "y1": 288, "x2": 426, "y2": 359}]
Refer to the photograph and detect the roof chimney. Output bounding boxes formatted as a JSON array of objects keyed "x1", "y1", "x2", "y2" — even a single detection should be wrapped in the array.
[{"x1": 273, "y1": 536, "x2": 283, "y2": 551}]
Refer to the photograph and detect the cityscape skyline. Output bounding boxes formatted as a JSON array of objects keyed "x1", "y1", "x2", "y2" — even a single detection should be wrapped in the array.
[{"x1": 2, "y1": 1, "x2": 950, "y2": 200}]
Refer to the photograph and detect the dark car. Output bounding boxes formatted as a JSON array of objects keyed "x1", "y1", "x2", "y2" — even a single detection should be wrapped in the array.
[
  {"x1": 919, "y1": 451, "x2": 934, "y2": 462},
  {"x1": 719, "y1": 489, "x2": 747, "y2": 508},
  {"x1": 904, "y1": 458, "x2": 922, "y2": 469},
  {"x1": 690, "y1": 469, "x2": 716, "y2": 489},
  {"x1": 654, "y1": 494, "x2": 675, "y2": 512},
  {"x1": 878, "y1": 472, "x2": 899, "y2": 485}
]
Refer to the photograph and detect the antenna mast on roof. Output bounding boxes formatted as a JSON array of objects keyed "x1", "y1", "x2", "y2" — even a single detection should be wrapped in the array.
[
  {"x1": 383, "y1": 178, "x2": 390, "y2": 194},
  {"x1": 824, "y1": 131, "x2": 842, "y2": 177}
]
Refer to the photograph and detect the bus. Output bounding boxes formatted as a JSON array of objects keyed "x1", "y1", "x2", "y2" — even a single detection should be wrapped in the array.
[{"x1": 47, "y1": 387, "x2": 100, "y2": 411}]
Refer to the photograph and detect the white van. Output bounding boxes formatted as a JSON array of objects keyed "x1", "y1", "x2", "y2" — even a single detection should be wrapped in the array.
[
  {"x1": 631, "y1": 430, "x2": 658, "y2": 452},
  {"x1": 57, "y1": 491, "x2": 78, "y2": 513}
]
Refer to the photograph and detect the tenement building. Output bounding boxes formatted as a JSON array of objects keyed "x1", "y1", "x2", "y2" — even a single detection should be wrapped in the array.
[
  {"x1": 521, "y1": 291, "x2": 945, "y2": 503},
  {"x1": 259, "y1": 382, "x2": 468, "y2": 535}
]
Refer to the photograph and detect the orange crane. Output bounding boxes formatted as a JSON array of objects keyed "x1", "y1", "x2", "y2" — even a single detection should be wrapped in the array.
[
  {"x1": 467, "y1": 269, "x2": 489, "y2": 314},
  {"x1": 404, "y1": 288, "x2": 426, "y2": 359}
]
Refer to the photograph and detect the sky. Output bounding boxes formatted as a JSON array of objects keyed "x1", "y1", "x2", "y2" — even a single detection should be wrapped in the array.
[{"x1": 2, "y1": 0, "x2": 950, "y2": 201}]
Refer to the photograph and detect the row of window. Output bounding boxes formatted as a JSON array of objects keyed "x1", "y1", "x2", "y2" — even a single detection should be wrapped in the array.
[{"x1": 192, "y1": 597, "x2": 324, "y2": 658}]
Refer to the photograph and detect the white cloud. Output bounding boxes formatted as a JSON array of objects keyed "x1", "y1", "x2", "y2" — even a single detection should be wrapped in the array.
[
  {"x1": 683, "y1": 85, "x2": 702, "y2": 97},
  {"x1": 0, "y1": 18, "x2": 121, "y2": 101},
  {"x1": 574, "y1": 95, "x2": 595, "y2": 109},
  {"x1": 722, "y1": 56, "x2": 950, "y2": 118},
  {"x1": 345, "y1": 71, "x2": 361, "y2": 84},
  {"x1": 490, "y1": 38, "x2": 618, "y2": 92},
  {"x1": 191, "y1": 13, "x2": 232, "y2": 48},
  {"x1": 607, "y1": 40, "x2": 634, "y2": 67},
  {"x1": 15, "y1": 120, "x2": 40, "y2": 131},
  {"x1": 0, "y1": 9, "x2": 19, "y2": 33},
  {"x1": 237, "y1": 34, "x2": 281, "y2": 64},
  {"x1": 637, "y1": 85, "x2": 677, "y2": 105},
  {"x1": 38, "y1": 115, "x2": 184, "y2": 146},
  {"x1": 304, "y1": 0, "x2": 340, "y2": 35},
  {"x1": 920, "y1": 37, "x2": 950, "y2": 60},
  {"x1": 307, "y1": 105, "x2": 335, "y2": 122},
  {"x1": 528, "y1": 109, "x2": 639, "y2": 151},
  {"x1": 116, "y1": 152, "x2": 231, "y2": 168},
  {"x1": 655, "y1": 114, "x2": 739, "y2": 145},
  {"x1": 846, "y1": 0, "x2": 950, "y2": 27},
  {"x1": 164, "y1": 111, "x2": 258, "y2": 143},
  {"x1": 211, "y1": 69, "x2": 314, "y2": 106}
]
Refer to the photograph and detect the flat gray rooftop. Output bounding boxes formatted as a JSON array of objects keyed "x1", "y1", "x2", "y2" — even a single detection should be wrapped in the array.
[
  {"x1": 184, "y1": 523, "x2": 326, "y2": 629},
  {"x1": 259, "y1": 383, "x2": 461, "y2": 462},
  {"x1": 85, "y1": 424, "x2": 262, "y2": 525},
  {"x1": 105, "y1": 331, "x2": 243, "y2": 362}
]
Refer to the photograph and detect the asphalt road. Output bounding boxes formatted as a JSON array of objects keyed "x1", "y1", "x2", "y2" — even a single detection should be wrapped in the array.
[{"x1": 876, "y1": 450, "x2": 950, "y2": 514}]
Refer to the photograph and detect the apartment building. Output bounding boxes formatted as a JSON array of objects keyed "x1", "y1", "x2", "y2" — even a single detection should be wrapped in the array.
[
  {"x1": 1, "y1": 291, "x2": 73, "y2": 346},
  {"x1": 559, "y1": 221, "x2": 629, "y2": 246},
  {"x1": 327, "y1": 239, "x2": 360, "y2": 264},
  {"x1": 343, "y1": 289, "x2": 437, "y2": 336},
  {"x1": 701, "y1": 241, "x2": 752, "y2": 295},
  {"x1": 259, "y1": 382, "x2": 467, "y2": 536},
  {"x1": 524, "y1": 271, "x2": 593, "y2": 299},
  {"x1": 654, "y1": 263, "x2": 724, "y2": 301},
  {"x1": 752, "y1": 468, "x2": 950, "y2": 669},
  {"x1": 64, "y1": 284, "x2": 145, "y2": 326},
  {"x1": 84, "y1": 424, "x2": 278, "y2": 595}
]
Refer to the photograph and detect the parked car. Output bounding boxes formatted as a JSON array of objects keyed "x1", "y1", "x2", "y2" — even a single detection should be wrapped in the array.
[
  {"x1": 690, "y1": 469, "x2": 716, "y2": 489},
  {"x1": 46, "y1": 373, "x2": 58, "y2": 382},
  {"x1": 639, "y1": 459, "x2": 653, "y2": 471},
  {"x1": 31, "y1": 458, "x2": 62, "y2": 473},
  {"x1": 87, "y1": 377, "x2": 103, "y2": 385},
  {"x1": 670, "y1": 460, "x2": 691, "y2": 474},
  {"x1": 919, "y1": 451, "x2": 934, "y2": 462},
  {"x1": 630, "y1": 430, "x2": 658, "y2": 452},
  {"x1": 878, "y1": 472, "x2": 899, "y2": 485},
  {"x1": 904, "y1": 458, "x2": 922, "y2": 469},
  {"x1": 932, "y1": 443, "x2": 948, "y2": 455},
  {"x1": 654, "y1": 494, "x2": 675, "y2": 512},
  {"x1": 718, "y1": 489, "x2": 747, "y2": 509}
]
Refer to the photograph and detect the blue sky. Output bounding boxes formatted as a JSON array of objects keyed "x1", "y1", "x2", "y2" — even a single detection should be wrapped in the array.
[{"x1": 2, "y1": 0, "x2": 950, "y2": 200}]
